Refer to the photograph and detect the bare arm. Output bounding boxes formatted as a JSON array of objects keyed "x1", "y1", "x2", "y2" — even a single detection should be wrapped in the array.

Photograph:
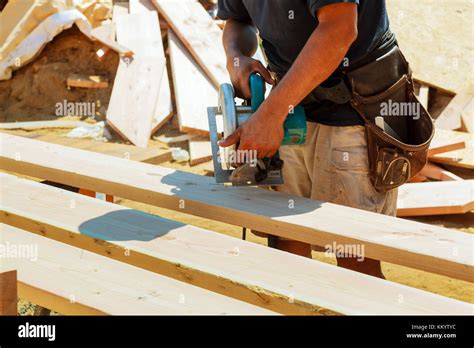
[
  {"x1": 222, "y1": 19, "x2": 274, "y2": 99},
  {"x1": 220, "y1": 3, "x2": 358, "y2": 158}
]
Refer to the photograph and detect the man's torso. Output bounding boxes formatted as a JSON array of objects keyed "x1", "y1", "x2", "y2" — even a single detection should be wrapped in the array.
[{"x1": 218, "y1": 0, "x2": 391, "y2": 126}]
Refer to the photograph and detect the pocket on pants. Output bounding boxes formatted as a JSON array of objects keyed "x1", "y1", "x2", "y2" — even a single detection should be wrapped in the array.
[
  {"x1": 331, "y1": 146, "x2": 369, "y2": 172},
  {"x1": 330, "y1": 146, "x2": 392, "y2": 213}
]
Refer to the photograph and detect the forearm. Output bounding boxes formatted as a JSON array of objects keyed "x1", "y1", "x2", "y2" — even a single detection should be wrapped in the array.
[
  {"x1": 222, "y1": 19, "x2": 259, "y2": 61},
  {"x1": 264, "y1": 18, "x2": 357, "y2": 122}
]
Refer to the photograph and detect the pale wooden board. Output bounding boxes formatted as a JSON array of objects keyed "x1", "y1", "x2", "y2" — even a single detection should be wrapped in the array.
[
  {"x1": 168, "y1": 31, "x2": 218, "y2": 135},
  {"x1": 4, "y1": 131, "x2": 172, "y2": 164},
  {"x1": 90, "y1": 23, "x2": 133, "y2": 57},
  {"x1": 106, "y1": 12, "x2": 165, "y2": 147},
  {"x1": 1, "y1": 224, "x2": 271, "y2": 315},
  {"x1": 129, "y1": 0, "x2": 174, "y2": 134},
  {"x1": 397, "y1": 181, "x2": 474, "y2": 217},
  {"x1": 189, "y1": 138, "x2": 212, "y2": 166},
  {"x1": 0, "y1": 134, "x2": 473, "y2": 283},
  {"x1": 1, "y1": 174, "x2": 472, "y2": 315},
  {"x1": 387, "y1": 0, "x2": 473, "y2": 93},
  {"x1": 435, "y1": 93, "x2": 473, "y2": 131},
  {"x1": 429, "y1": 129, "x2": 474, "y2": 169},
  {"x1": 153, "y1": 0, "x2": 229, "y2": 88},
  {"x1": 428, "y1": 130, "x2": 466, "y2": 157}
]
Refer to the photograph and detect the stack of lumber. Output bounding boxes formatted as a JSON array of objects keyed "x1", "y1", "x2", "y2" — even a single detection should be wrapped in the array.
[
  {"x1": 399, "y1": 92, "x2": 473, "y2": 217},
  {"x1": 1, "y1": 134, "x2": 473, "y2": 315}
]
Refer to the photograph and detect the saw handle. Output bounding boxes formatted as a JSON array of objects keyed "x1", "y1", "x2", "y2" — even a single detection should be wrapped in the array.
[{"x1": 249, "y1": 73, "x2": 266, "y2": 113}]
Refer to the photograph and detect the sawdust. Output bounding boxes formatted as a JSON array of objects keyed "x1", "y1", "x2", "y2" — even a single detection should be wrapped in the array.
[{"x1": 0, "y1": 26, "x2": 118, "y2": 122}]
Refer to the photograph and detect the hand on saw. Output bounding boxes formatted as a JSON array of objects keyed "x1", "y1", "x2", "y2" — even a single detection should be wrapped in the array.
[{"x1": 219, "y1": 102, "x2": 286, "y2": 159}]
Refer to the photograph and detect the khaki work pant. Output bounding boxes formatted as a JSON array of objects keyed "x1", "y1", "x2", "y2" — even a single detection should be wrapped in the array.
[{"x1": 256, "y1": 122, "x2": 398, "y2": 245}]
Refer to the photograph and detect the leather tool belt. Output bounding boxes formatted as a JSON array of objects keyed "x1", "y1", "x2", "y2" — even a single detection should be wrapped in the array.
[
  {"x1": 345, "y1": 45, "x2": 434, "y2": 192},
  {"x1": 270, "y1": 31, "x2": 434, "y2": 192}
]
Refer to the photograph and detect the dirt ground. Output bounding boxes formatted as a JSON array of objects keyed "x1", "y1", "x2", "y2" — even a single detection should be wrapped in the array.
[{"x1": 0, "y1": 27, "x2": 119, "y2": 122}]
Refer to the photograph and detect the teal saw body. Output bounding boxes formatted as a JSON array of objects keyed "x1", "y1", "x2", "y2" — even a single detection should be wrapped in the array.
[
  {"x1": 249, "y1": 74, "x2": 307, "y2": 145},
  {"x1": 207, "y1": 73, "x2": 307, "y2": 186}
]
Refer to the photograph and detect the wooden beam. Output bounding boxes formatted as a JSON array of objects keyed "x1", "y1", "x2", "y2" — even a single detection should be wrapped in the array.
[
  {"x1": 129, "y1": 0, "x2": 174, "y2": 134},
  {"x1": 152, "y1": 0, "x2": 229, "y2": 88},
  {"x1": 106, "y1": 12, "x2": 165, "y2": 147},
  {"x1": 0, "y1": 269, "x2": 17, "y2": 315},
  {"x1": 397, "y1": 181, "x2": 474, "y2": 217},
  {"x1": 168, "y1": 31, "x2": 218, "y2": 135},
  {"x1": 0, "y1": 134, "x2": 473, "y2": 282},
  {"x1": 1, "y1": 224, "x2": 271, "y2": 315},
  {"x1": 1, "y1": 174, "x2": 471, "y2": 315}
]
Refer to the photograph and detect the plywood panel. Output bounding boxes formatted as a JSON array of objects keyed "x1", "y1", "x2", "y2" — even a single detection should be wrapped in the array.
[
  {"x1": 168, "y1": 32, "x2": 217, "y2": 135},
  {"x1": 106, "y1": 12, "x2": 165, "y2": 147},
  {"x1": 153, "y1": 0, "x2": 229, "y2": 87},
  {"x1": 129, "y1": 0, "x2": 174, "y2": 133}
]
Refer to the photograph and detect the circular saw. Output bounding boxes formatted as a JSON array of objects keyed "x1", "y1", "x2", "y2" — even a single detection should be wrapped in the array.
[{"x1": 207, "y1": 73, "x2": 307, "y2": 186}]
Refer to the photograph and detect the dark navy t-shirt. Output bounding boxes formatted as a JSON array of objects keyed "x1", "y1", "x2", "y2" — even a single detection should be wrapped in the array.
[{"x1": 217, "y1": 0, "x2": 391, "y2": 126}]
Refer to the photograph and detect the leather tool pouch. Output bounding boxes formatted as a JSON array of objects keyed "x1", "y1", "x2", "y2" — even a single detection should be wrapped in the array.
[{"x1": 345, "y1": 46, "x2": 434, "y2": 192}]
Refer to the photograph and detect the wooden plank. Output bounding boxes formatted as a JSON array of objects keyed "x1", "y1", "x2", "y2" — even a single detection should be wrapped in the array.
[
  {"x1": 129, "y1": 0, "x2": 174, "y2": 134},
  {"x1": 1, "y1": 224, "x2": 271, "y2": 315},
  {"x1": 397, "y1": 181, "x2": 474, "y2": 217},
  {"x1": 419, "y1": 163, "x2": 463, "y2": 181},
  {"x1": 107, "y1": 12, "x2": 165, "y2": 147},
  {"x1": 67, "y1": 74, "x2": 109, "y2": 89},
  {"x1": 152, "y1": 0, "x2": 229, "y2": 88},
  {"x1": 130, "y1": 0, "x2": 156, "y2": 12},
  {"x1": 1, "y1": 174, "x2": 471, "y2": 315},
  {"x1": 90, "y1": 23, "x2": 133, "y2": 58},
  {"x1": 189, "y1": 138, "x2": 212, "y2": 166},
  {"x1": 5, "y1": 131, "x2": 172, "y2": 164},
  {"x1": 435, "y1": 94, "x2": 472, "y2": 131},
  {"x1": 0, "y1": 134, "x2": 473, "y2": 283},
  {"x1": 113, "y1": 2, "x2": 129, "y2": 22},
  {"x1": 168, "y1": 31, "x2": 218, "y2": 135},
  {"x1": 429, "y1": 129, "x2": 474, "y2": 169},
  {"x1": 0, "y1": 269, "x2": 17, "y2": 315}
]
